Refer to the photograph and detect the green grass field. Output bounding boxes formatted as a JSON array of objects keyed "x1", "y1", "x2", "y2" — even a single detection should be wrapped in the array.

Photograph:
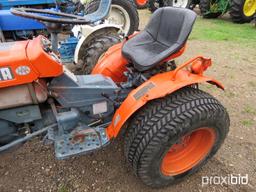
[{"x1": 190, "y1": 17, "x2": 256, "y2": 44}]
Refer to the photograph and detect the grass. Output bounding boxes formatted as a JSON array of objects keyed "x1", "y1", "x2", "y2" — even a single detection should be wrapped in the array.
[
  {"x1": 243, "y1": 106, "x2": 256, "y2": 115},
  {"x1": 248, "y1": 81, "x2": 256, "y2": 87},
  {"x1": 190, "y1": 17, "x2": 256, "y2": 44},
  {"x1": 58, "y1": 185, "x2": 69, "y2": 192},
  {"x1": 241, "y1": 119, "x2": 254, "y2": 126}
]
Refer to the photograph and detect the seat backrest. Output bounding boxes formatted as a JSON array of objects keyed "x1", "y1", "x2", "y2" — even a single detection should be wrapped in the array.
[
  {"x1": 83, "y1": 0, "x2": 112, "y2": 23},
  {"x1": 145, "y1": 7, "x2": 197, "y2": 47}
]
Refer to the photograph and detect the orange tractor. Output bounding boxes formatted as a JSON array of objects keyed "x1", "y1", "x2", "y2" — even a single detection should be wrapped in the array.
[{"x1": 0, "y1": 3, "x2": 229, "y2": 188}]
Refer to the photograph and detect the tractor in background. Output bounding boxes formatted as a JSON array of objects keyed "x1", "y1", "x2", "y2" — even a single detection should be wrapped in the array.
[
  {"x1": 83, "y1": 0, "x2": 139, "y2": 36},
  {"x1": 148, "y1": 0, "x2": 200, "y2": 12},
  {"x1": 0, "y1": 0, "x2": 139, "y2": 70},
  {"x1": 199, "y1": 0, "x2": 256, "y2": 23},
  {"x1": 0, "y1": 0, "x2": 84, "y2": 41},
  {"x1": 0, "y1": 0, "x2": 138, "y2": 41},
  {"x1": 134, "y1": 0, "x2": 148, "y2": 9}
]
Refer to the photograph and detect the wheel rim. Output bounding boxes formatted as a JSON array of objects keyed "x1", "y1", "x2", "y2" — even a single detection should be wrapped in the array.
[
  {"x1": 243, "y1": 0, "x2": 256, "y2": 17},
  {"x1": 106, "y1": 5, "x2": 131, "y2": 35},
  {"x1": 136, "y1": 0, "x2": 148, "y2": 6},
  {"x1": 172, "y1": 0, "x2": 189, "y2": 8},
  {"x1": 161, "y1": 128, "x2": 216, "y2": 176}
]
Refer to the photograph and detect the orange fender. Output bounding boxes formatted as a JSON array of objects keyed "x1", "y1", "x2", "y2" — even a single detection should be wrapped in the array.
[
  {"x1": 92, "y1": 42, "x2": 128, "y2": 83},
  {"x1": 106, "y1": 56, "x2": 224, "y2": 138}
]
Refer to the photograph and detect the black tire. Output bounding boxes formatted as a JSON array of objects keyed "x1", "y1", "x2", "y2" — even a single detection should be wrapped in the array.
[
  {"x1": 148, "y1": 0, "x2": 166, "y2": 12},
  {"x1": 199, "y1": 0, "x2": 222, "y2": 18},
  {"x1": 230, "y1": 0, "x2": 255, "y2": 23},
  {"x1": 124, "y1": 87, "x2": 229, "y2": 187},
  {"x1": 77, "y1": 35, "x2": 120, "y2": 74},
  {"x1": 189, "y1": 0, "x2": 200, "y2": 9},
  {"x1": 148, "y1": 0, "x2": 191, "y2": 12},
  {"x1": 84, "y1": 0, "x2": 139, "y2": 35},
  {"x1": 171, "y1": 0, "x2": 192, "y2": 8},
  {"x1": 134, "y1": 0, "x2": 148, "y2": 9}
]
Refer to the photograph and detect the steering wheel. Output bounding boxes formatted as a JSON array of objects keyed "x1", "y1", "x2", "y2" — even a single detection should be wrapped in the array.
[
  {"x1": 10, "y1": 8, "x2": 91, "y2": 25},
  {"x1": 10, "y1": 0, "x2": 112, "y2": 52}
]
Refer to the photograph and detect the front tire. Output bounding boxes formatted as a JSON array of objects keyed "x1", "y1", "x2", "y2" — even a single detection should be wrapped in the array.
[{"x1": 124, "y1": 87, "x2": 229, "y2": 187}]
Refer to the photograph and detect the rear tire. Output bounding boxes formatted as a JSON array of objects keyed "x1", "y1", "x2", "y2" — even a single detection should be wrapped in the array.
[
  {"x1": 199, "y1": 0, "x2": 222, "y2": 18},
  {"x1": 84, "y1": 0, "x2": 139, "y2": 35},
  {"x1": 77, "y1": 35, "x2": 120, "y2": 74},
  {"x1": 230, "y1": 0, "x2": 256, "y2": 23},
  {"x1": 124, "y1": 87, "x2": 229, "y2": 187},
  {"x1": 148, "y1": 0, "x2": 165, "y2": 12}
]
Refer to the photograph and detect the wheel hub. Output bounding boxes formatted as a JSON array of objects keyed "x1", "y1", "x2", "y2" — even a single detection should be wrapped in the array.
[
  {"x1": 107, "y1": 5, "x2": 131, "y2": 35},
  {"x1": 243, "y1": 0, "x2": 256, "y2": 17},
  {"x1": 172, "y1": 0, "x2": 189, "y2": 8},
  {"x1": 161, "y1": 128, "x2": 216, "y2": 176}
]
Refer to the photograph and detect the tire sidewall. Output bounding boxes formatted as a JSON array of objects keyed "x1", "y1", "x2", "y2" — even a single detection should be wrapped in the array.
[
  {"x1": 230, "y1": 0, "x2": 254, "y2": 22},
  {"x1": 84, "y1": 0, "x2": 139, "y2": 35},
  {"x1": 137, "y1": 108, "x2": 227, "y2": 186},
  {"x1": 111, "y1": 0, "x2": 139, "y2": 35}
]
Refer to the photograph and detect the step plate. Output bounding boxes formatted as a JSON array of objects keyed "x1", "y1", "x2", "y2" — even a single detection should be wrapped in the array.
[{"x1": 55, "y1": 127, "x2": 109, "y2": 160}]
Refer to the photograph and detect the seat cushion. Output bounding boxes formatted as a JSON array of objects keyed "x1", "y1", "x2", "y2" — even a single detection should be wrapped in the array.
[
  {"x1": 122, "y1": 7, "x2": 197, "y2": 72},
  {"x1": 122, "y1": 31, "x2": 180, "y2": 71}
]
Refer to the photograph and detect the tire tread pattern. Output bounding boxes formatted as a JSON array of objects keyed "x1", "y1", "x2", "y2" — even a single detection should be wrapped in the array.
[{"x1": 124, "y1": 87, "x2": 230, "y2": 187}]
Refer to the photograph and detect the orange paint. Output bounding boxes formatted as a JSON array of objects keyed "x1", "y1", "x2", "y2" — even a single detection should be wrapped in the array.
[
  {"x1": 161, "y1": 128, "x2": 216, "y2": 176},
  {"x1": 136, "y1": 0, "x2": 148, "y2": 6},
  {"x1": 92, "y1": 38, "x2": 186, "y2": 83},
  {"x1": 0, "y1": 35, "x2": 63, "y2": 88},
  {"x1": 92, "y1": 42, "x2": 128, "y2": 83},
  {"x1": 106, "y1": 56, "x2": 224, "y2": 138}
]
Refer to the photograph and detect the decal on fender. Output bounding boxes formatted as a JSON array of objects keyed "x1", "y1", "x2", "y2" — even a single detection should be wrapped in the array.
[
  {"x1": 133, "y1": 82, "x2": 155, "y2": 100},
  {"x1": 0, "y1": 67, "x2": 14, "y2": 81}
]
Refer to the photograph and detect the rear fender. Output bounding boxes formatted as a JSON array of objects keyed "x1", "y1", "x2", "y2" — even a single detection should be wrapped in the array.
[
  {"x1": 106, "y1": 56, "x2": 224, "y2": 138},
  {"x1": 73, "y1": 24, "x2": 121, "y2": 64}
]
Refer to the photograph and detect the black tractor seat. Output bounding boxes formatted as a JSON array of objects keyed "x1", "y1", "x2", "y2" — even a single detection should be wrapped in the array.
[{"x1": 122, "y1": 7, "x2": 197, "y2": 72}]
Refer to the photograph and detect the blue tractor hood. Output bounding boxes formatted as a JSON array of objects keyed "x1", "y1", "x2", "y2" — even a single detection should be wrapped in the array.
[{"x1": 0, "y1": 0, "x2": 56, "y2": 10}]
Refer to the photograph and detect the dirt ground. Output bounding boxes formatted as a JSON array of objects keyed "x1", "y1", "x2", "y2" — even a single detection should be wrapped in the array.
[{"x1": 0, "y1": 10, "x2": 255, "y2": 192}]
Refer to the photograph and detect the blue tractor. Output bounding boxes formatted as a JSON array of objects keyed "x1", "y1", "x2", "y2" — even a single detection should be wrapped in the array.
[
  {"x1": 0, "y1": 0, "x2": 83, "y2": 63},
  {"x1": 0, "y1": 0, "x2": 79, "y2": 41},
  {"x1": 0, "y1": 0, "x2": 139, "y2": 73},
  {"x1": 0, "y1": 0, "x2": 56, "y2": 9}
]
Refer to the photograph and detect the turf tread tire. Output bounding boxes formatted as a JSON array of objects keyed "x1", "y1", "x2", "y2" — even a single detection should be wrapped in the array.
[{"x1": 124, "y1": 87, "x2": 230, "y2": 188}]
